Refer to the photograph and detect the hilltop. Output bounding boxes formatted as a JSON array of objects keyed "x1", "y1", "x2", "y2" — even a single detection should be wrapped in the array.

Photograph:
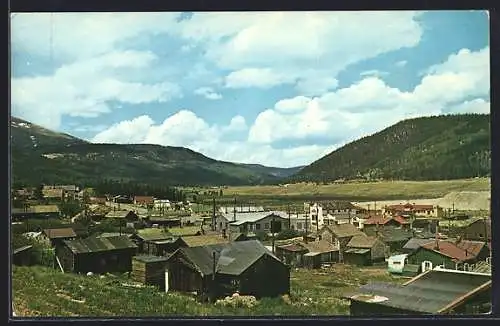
[
  {"x1": 10, "y1": 117, "x2": 299, "y2": 187},
  {"x1": 292, "y1": 114, "x2": 490, "y2": 182}
]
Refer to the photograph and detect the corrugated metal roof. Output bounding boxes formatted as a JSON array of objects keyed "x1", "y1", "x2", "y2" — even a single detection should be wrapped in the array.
[
  {"x1": 170, "y1": 240, "x2": 282, "y2": 276},
  {"x1": 403, "y1": 238, "x2": 434, "y2": 250},
  {"x1": 135, "y1": 229, "x2": 173, "y2": 241},
  {"x1": 224, "y1": 211, "x2": 289, "y2": 224},
  {"x1": 63, "y1": 236, "x2": 137, "y2": 254},
  {"x1": 421, "y1": 240, "x2": 486, "y2": 262},
  {"x1": 346, "y1": 269, "x2": 491, "y2": 313}
]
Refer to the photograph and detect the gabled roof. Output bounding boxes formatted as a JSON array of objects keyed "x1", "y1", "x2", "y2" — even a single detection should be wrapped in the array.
[
  {"x1": 169, "y1": 240, "x2": 282, "y2": 277},
  {"x1": 135, "y1": 228, "x2": 173, "y2": 241},
  {"x1": 277, "y1": 243, "x2": 308, "y2": 252},
  {"x1": 302, "y1": 239, "x2": 339, "y2": 254},
  {"x1": 373, "y1": 227, "x2": 414, "y2": 243},
  {"x1": 105, "y1": 210, "x2": 137, "y2": 219},
  {"x1": 63, "y1": 235, "x2": 137, "y2": 254},
  {"x1": 224, "y1": 211, "x2": 289, "y2": 225},
  {"x1": 345, "y1": 268, "x2": 491, "y2": 314},
  {"x1": 42, "y1": 228, "x2": 77, "y2": 239},
  {"x1": 322, "y1": 224, "x2": 364, "y2": 238},
  {"x1": 420, "y1": 240, "x2": 486, "y2": 262},
  {"x1": 347, "y1": 234, "x2": 379, "y2": 249}
]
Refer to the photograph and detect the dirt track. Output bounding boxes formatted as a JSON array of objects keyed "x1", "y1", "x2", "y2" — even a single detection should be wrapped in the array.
[{"x1": 353, "y1": 191, "x2": 491, "y2": 211}]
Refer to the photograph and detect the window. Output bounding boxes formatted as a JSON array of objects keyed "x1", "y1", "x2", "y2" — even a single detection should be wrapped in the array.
[
  {"x1": 297, "y1": 222, "x2": 302, "y2": 229},
  {"x1": 264, "y1": 223, "x2": 270, "y2": 230},
  {"x1": 256, "y1": 223, "x2": 261, "y2": 230},
  {"x1": 393, "y1": 261, "x2": 401, "y2": 265}
]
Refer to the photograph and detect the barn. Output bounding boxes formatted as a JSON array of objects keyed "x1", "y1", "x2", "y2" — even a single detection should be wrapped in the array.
[
  {"x1": 165, "y1": 240, "x2": 290, "y2": 301},
  {"x1": 57, "y1": 235, "x2": 138, "y2": 274}
]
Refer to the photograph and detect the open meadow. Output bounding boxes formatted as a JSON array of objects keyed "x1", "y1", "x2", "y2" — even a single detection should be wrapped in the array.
[
  {"x1": 221, "y1": 178, "x2": 490, "y2": 202},
  {"x1": 12, "y1": 264, "x2": 403, "y2": 317}
]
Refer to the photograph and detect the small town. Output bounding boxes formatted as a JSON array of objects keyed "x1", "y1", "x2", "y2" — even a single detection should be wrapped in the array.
[{"x1": 11, "y1": 183, "x2": 492, "y2": 316}]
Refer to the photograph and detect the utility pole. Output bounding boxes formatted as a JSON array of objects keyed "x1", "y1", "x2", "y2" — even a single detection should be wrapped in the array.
[
  {"x1": 212, "y1": 196, "x2": 216, "y2": 232},
  {"x1": 287, "y1": 203, "x2": 291, "y2": 230},
  {"x1": 233, "y1": 197, "x2": 237, "y2": 222}
]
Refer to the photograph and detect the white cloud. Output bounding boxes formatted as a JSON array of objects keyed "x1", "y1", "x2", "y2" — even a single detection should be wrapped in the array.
[
  {"x1": 11, "y1": 12, "x2": 181, "y2": 60},
  {"x1": 448, "y1": 98, "x2": 490, "y2": 114},
  {"x1": 360, "y1": 70, "x2": 389, "y2": 78},
  {"x1": 248, "y1": 46, "x2": 490, "y2": 146},
  {"x1": 395, "y1": 60, "x2": 407, "y2": 67},
  {"x1": 11, "y1": 51, "x2": 181, "y2": 130},
  {"x1": 225, "y1": 68, "x2": 297, "y2": 89},
  {"x1": 194, "y1": 87, "x2": 222, "y2": 100},
  {"x1": 93, "y1": 115, "x2": 155, "y2": 144},
  {"x1": 223, "y1": 116, "x2": 247, "y2": 133},
  {"x1": 179, "y1": 11, "x2": 423, "y2": 91}
]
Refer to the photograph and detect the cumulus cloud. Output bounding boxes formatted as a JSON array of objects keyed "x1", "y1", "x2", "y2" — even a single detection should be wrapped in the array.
[
  {"x1": 360, "y1": 70, "x2": 389, "y2": 78},
  {"x1": 194, "y1": 87, "x2": 222, "y2": 100},
  {"x1": 395, "y1": 60, "x2": 408, "y2": 67},
  {"x1": 248, "y1": 46, "x2": 490, "y2": 146},
  {"x1": 178, "y1": 11, "x2": 423, "y2": 91},
  {"x1": 11, "y1": 12, "x2": 181, "y2": 60},
  {"x1": 11, "y1": 51, "x2": 181, "y2": 130}
]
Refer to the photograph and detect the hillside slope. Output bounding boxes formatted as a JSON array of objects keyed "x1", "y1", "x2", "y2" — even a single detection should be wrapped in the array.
[
  {"x1": 10, "y1": 117, "x2": 296, "y2": 187},
  {"x1": 293, "y1": 114, "x2": 490, "y2": 182}
]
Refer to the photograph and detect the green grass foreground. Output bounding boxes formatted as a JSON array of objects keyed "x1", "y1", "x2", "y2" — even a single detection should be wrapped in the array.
[
  {"x1": 222, "y1": 178, "x2": 490, "y2": 201},
  {"x1": 12, "y1": 264, "x2": 403, "y2": 317}
]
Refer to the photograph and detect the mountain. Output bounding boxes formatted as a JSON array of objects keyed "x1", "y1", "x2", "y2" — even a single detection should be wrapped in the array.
[
  {"x1": 10, "y1": 117, "x2": 300, "y2": 187},
  {"x1": 292, "y1": 114, "x2": 491, "y2": 182}
]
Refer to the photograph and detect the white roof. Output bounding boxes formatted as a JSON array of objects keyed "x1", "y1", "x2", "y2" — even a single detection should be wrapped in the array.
[
  {"x1": 225, "y1": 211, "x2": 289, "y2": 225},
  {"x1": 388, "y1": 254, "x2": 408, "y2": 261}
]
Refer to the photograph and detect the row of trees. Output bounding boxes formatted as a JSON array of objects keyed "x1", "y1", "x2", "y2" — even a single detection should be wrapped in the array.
[{"x1": 92, "y1": 179, "x2": 187, "y2": 202}]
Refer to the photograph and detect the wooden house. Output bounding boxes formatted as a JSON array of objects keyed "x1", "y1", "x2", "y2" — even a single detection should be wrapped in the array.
[
  {"x1": 12, "y1": 245, "x2": 33, "y2": 266},
  {"x1": 301, "y1": 240, "x2": 340, "y2": 268},
  {"x1": 407, "y1": 239, "x2": 490, "y2": 271},
  {"x1": 386, "y1": 254, "x2": 409, "y2": 274},
  {"x1": 165, "y1": 240, "x2": 290, "y2": 301},
  {"x1": 105, "y1": 210, "x2": 140, "y2": 222},
  {"x1": 344, "y1": 235, "x2": 387, "y2": 266},
  {"x1": 130, "y1": 229, "x2": 186, "y2": 256},
  {"x1": 275, "y1": 239, "x2": 339, "y2": 268},
  {"x1": 275, "y1": 243, "x2": 309, "y2": 267},
  {"x1": 41, "y1": 228, "x2": 77, "y2": 248},
  {"x1": 364, "y1": 226, "x2": 413, "y2": 254},
  {"x1": 57, "y1": 235, "x2": 138, "y2": 274},
  {"x1": 344, "y1": 268, "x2": 492, "y2": 315},
  {"x1": 463, "y1": 219, "x2": 491, "y2": 242},
  {"x1": 318, "y1": 224, "x2": 365, "y2": 261},
  {"x1": 362, "y1": 216, "x2": 410, "y2": 232},
  {"x1": 383, "y1": 203, "x2": 443, "y2": 218},
  {"x1": 131, "y1": 255, "x2": 170, "y2": 290},
  {"x1": 11, "y1": 205, "x2": 61, "y2": 221}
]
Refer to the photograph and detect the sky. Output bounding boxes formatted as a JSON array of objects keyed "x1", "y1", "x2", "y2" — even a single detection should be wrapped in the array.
[{"x1": 10, "y1": 11, "x2": 490, "y2": 168}]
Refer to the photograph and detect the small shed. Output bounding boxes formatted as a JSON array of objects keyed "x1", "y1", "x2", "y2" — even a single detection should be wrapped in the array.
[
  {"x1": 130, "y1": 229, "x2": 183, "y2": 255},
  {"x1": 344, "y1": 235, "x2": 387, "y2": 266},
  {"x1": 12, "y1": 245, "x2": 33, "y2": 266},
  {"x1": 57, "y1": 235, "x2": 138, "y2": 274},
  {"x1": 41, "y1": 228, "x2": 77, "y2": 247},
  {"x1": 386, "y1": 254, "x2": 408, "y2": 274},
  {"x1": 181, "y1": 234, "x2": 230, "y2": 248},
  {"x1": 275, "y1": 243, "x2": 308, "y2": 267},
  {"x1": 131, "y1": 255, "x2": 170, "y2": 290},
  {"x1": 401, "y1": 238, "x2": 434, "y2": 254}
]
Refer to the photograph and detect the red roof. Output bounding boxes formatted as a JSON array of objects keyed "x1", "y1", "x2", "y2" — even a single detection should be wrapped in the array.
[
  {"x1": 134, "y1": 196, "x2": 154, "y2": 204},
  {"x1": 364, "y1": 215, "x2": 409, "y2": 225},
  {"x1": 421, "y1": 240, "x2": 486, "y2": 262}
]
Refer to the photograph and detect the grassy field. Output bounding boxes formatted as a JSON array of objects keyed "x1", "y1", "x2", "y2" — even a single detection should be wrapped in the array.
[
  {"x1": 12, "y1": 264, "x2": 403, "y2": 317},
  {"x1": 222, "y1": 178, "x2": 490, "y2": 201}
]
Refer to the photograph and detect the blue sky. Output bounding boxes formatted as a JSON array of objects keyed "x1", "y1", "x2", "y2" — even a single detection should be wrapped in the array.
[{"x1": 10, "y1": 11, "x2": 490, "y2": 168}]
